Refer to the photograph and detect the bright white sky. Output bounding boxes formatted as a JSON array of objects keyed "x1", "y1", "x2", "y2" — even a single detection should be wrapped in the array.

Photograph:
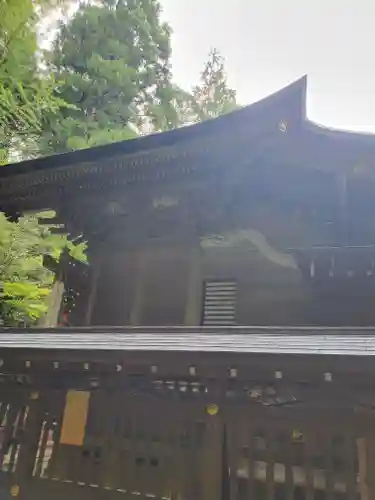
[{"x1": 161, "y1": 0, "x2": 375, "y2": 132}]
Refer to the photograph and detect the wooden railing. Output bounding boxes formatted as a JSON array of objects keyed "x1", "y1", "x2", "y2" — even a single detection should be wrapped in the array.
[{"x1": 0, "y1": 326, "x2": 373, "y2": 499}]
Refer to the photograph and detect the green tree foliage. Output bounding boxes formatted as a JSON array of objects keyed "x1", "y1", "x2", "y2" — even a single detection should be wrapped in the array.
[
  {"x1": 0, "y1": 77, "x2": 72, "y2": 163},
  {"x1": 39, "y1": 0, "x2": 177, "y2": 154},
  {"x1": 190, "y1": 49, "x2": 238, "y2": 122},
  {"x1": 0, "y1": 4, "x2": 238, "y2": 329},
  {"x1": 0, "y1": 212, "x2": 87, "y2": 326},
  {"x1": 0, "y1": 0, "x2": 72, "y2": 163},
  {"x1": 150, "y1": 49, "x2": 238, "y2": 130},
  {"x1": 143, "y1": 50, "x2": 238, "y2": 130},
  {"x1": 147, "y1": 84, "x2": 193, "y2": 131},
  {"x1": 0, "y1": 0, "x2": 37, "y2": 162}
]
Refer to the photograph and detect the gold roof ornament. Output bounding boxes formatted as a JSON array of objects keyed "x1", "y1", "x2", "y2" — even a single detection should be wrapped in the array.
[
  {"x1": 278, "y1": 120, "x2": 288, "y2": 132},
  {"x1": 10, "y1": 485, "x2": 19, "y2": 497},
  {"x1": 206, "y1": 404, "x2": 219, "y2": 416}
]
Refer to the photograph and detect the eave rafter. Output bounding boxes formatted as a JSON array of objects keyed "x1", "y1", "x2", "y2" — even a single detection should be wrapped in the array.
[
  {"x1": 0, "y1": 77, "x2": 305, "y2": 212},
  {"x1": 3, "y1": 75, "x2": 375, "y2": 219}
]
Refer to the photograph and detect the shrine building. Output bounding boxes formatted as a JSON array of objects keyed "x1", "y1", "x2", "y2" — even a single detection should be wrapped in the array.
[
  {"x1": 3, "y1": 77, "x2": 375, "y2": 327},
  {"x1": 0, "y1": 77, "x2": 375, "y2": 500}
]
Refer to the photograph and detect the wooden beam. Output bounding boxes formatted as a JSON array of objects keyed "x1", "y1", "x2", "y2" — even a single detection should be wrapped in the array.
[
  {"x1": 184, "y1": 245, "x2": 202, "y2": 325},
  {"x1": 39, "y1": 279, "x2": 65, "y2": 327},
  {"x1": 60, "y1": 390, "x2": 90, "y2": 446},
  {"x1": 130, "y1": 249, "x2": 147, "y2": 325},
  {"x1": 84, "y1": 262, "x2": 100, "y2": 326},
  {"x1": 201, "y1": 410, "x2": 223, "y2": 500},
  {"x1": 357, "y1": 437, "x2": 370, "y2": 500}
]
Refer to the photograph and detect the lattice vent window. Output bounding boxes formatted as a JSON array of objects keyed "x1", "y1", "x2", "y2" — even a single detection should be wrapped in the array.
[{"x1": 202, "y1": 280, "x2": 237, "y2": 326}]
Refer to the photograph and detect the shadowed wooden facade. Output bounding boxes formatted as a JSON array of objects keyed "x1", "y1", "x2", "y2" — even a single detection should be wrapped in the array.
[
  {"x1": 0, "y1": 327, "x2": 374, "y2": 500},
  {"x1": 3, "y1": 77, "x2": 375, "y2": 327},
  {"x1": 2, "y1": 77, "x2": 375, "y2": 499}
]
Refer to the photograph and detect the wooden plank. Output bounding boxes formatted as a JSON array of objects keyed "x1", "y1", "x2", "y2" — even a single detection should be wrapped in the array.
[
  {"x1": 133, "y1": 401, "x2": 148, "y2": 496},
  {"x1": 7, "y1": 405, "x2": 27, "y2": 473},
  {"x1": 0, "y1": 402, "x2": 19, "y2": 470},
  {"x1": 124, "y1": 401, "x2": 137, "y2": 494},
  {"x1": 83, "y1": 390, "x2": 106, "y2": 487},
  {"x1": 84, "y1": 263, "x2": 100, "y2": 326},
  {"x1": 130, "y1": 251, "x2": 145, "y2": 326},
  {"x1": 102, "y1": 391, "x2": 121, "y2": 490},
  {"x1": 265, "y1": 427, "x2": 274, "y2": 500},
  {"x1": 324, "y1": 430, "x2": 334, "y2": 500},
  {"x1": 227, "y1": 418, "x2": 240, "y2": 500},
  {"x1": 285, "y1": 428, "x2": 294, "y2": 500},
  {"x1": 33, "y1": 415, "x2": 51, "y2": 478},
  {"x1": 60, "y1": 391, "x2": 90, "y2": 446},
  {"x1": 184, "y1": 246, "x2": 202, "y2": 326},
  {"x1": 15, "y1": 395, "x2": 43, "y2": 498},
  {"x1": 357, "y1": 437, "x2": 370, "y2": 500},
  {"x1": 145, "y1": 403, "x2": 162, "y2": 497},
  {"x1": 345, "y1": 434, "x2": 357, "y2": 500},
  {"x1": 44, "y1": 390, "x2": 65, "y2": 480},
  {"x1": 0, "y1": 401, "x2": 9, "y2": 427},
  {"x1": 184, "y1": 414, "x2": 202, "y2": 500},
  {"x1": 247, "y1": 423, "x2": 254, "y2": 500},
  {"x1": 120, "y1": 404, "x2": 132, "y2": 493},
  {"x1": 40, "y1": 280, "x2": 64, "y2": 328},
  {"x1": 169, "y1": 410, "x2": 182, "y2": 500},
  {"x1": 304, "y1": 429, "x2": 314, "y2": 500},
  {"x1": 201, "y1": 409, "x2": 222, "y2": 500}
]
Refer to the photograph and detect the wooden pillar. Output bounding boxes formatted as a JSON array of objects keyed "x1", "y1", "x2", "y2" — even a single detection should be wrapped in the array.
[
  {"x1": 84, "y1": 261, "x2": 100, "y2": 326},
  {"x1": 184, "y1": 245, "x2": 202, "y2": 326},
  {"x1": 131, "y1": 243, "x2": 200, "y2": 326},
  {"x1": 338, "y1": 172, "x2": 348, "y2": 246},
  {"x1": 16, "y1": 392, "x2": 43, "y2": 499},
  {"x1": 201, "y1": 411, "x2": 223, "y2": 500},
  {"x1": 40, "y1": 250, "x2": 69, "y2": 327},
  {"x1": 130, "y1": 249, "x2": 147, "y2": 325},
  {"x1": 358, "y1": 434, "x2": 375, "y2": 500},
  {"x1": 40, "y1": 280, "x2": 65, "y2": 327},
  {"x1": 358, "y1": 438, "x2": 370, "y2": 500}
]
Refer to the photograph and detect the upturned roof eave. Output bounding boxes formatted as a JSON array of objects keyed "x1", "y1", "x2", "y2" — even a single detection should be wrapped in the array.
[{"x1": 0, "y1": 76, "x2": 308, "y2": 180}]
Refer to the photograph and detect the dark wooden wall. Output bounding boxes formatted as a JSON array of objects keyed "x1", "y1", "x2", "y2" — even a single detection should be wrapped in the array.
[
  {"x1": 135, "y1": 247, "x2": 190, "y2": 326},
  {"x1": 92, "y1": 252, "x2": 138, "y2": 326},
  {"x1": 85, "y1": 240, "x2": 375, "y2": 327},
  {"x1": 200, "y1": 246, "x2": 309, "y2": 326},
  {"x1": 0, "y1": 346, "x2": 374, "y2": 500}
]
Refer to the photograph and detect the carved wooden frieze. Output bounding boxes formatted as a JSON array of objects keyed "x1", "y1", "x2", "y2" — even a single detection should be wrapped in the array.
[
  {"x1": 0, "y1": 112, "x2": 294, "y2": 218},
  {"x1": 200, "y1": 229, "x2": 298, "y2": 269},
  {"x1": 152, "y1": 196, "x2": 179, "y2": 210}
]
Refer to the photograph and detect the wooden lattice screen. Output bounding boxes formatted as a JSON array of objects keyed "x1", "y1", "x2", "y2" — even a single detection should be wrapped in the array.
[
  {"x1": 202, "y1": 281, "x2": 237, "y2": 326},
  {"x1": 0, "y1": 358, "x2": 368, "y2": 500},
  {"x1": 30, "y1": 390, "x2": 218, "y2": 500},
  {"x1": 227, "y1": 419, "x2": 360, "y2": 500}
]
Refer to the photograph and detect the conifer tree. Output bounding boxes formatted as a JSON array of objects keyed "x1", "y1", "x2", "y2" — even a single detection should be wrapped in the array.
[
  {"x1": 190, "y1": 49, "x2": 238, "y2": 122},
  {"x1": 40, "y1": 0, "x2": 176, "y2": 153}
]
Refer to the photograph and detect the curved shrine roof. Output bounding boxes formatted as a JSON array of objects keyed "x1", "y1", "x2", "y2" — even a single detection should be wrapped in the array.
[
  {"x1": 2, "y1": 76, "x2": 375, "y2": 214},
  {"x1": 4, "y1": 75, "x2": 375, "y2": 178},
  {"x1": 0, "y1": 76, "x2": 306, "y2": 179}
]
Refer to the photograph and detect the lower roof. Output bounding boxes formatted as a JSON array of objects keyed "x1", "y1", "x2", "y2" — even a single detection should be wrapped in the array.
[{"x1": 1, "y1": 326, "x2": 375, "y2": 356}]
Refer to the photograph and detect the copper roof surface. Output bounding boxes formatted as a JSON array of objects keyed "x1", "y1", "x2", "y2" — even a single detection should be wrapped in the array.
[
  {"x1": 1, "y1": 326, "x2": 375, "y2": 355},
  {"x1": 0, "y1": 77, "x2": 307, "y2": 179}
]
